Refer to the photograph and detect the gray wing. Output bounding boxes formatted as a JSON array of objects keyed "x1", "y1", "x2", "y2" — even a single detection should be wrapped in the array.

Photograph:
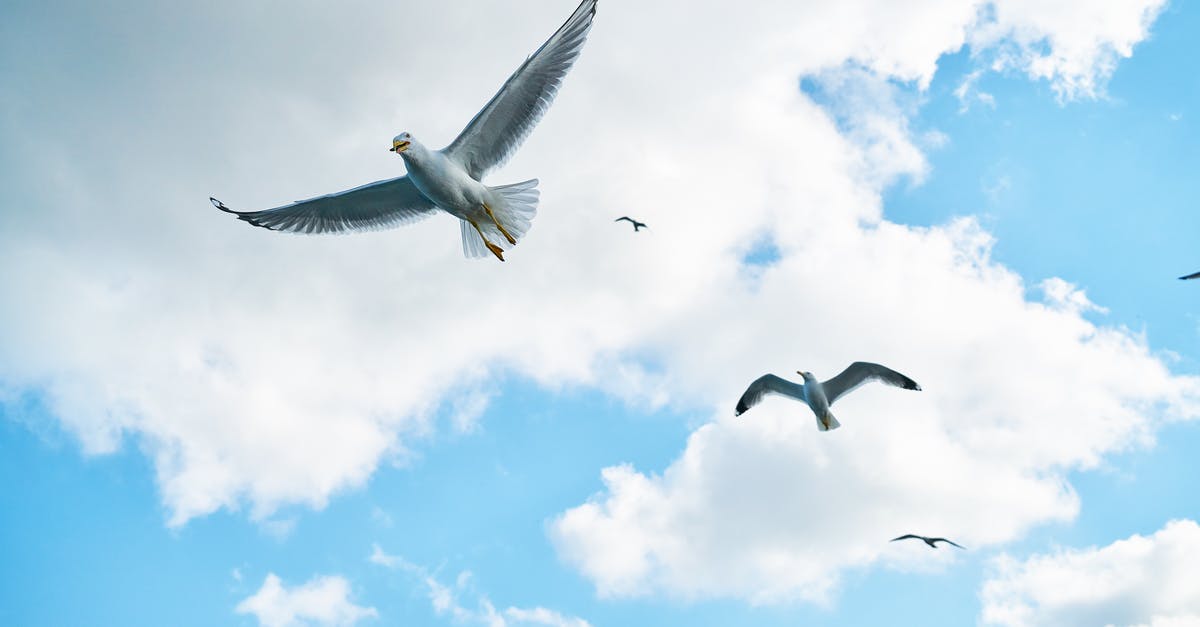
[
  {"x1": 822, "y1": 361, "x2": 921, "y2": 406},
  {"x1": 443, "y1": 0, "x2": 597, "y2": 179},
  {"x1": 211, "y1": 176, "x2": 438, "y2": 234},
  {"x1": 735, "y1": 374, "x2": 807, "y2": 416},
  {"x1": 1180, "y1": 271, "x2": 1200, "y2": 280},
  {"x1": 932, "y1": 538, "x2": 966, "y2": 549}
]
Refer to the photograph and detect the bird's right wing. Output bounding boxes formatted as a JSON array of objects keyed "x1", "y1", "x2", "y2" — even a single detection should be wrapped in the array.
[
  {"x1": 735, "y1": 374, "x2": 806, "y2": 416},
  {"x1": 615, "y1": 216, "x2": 634, "y2": 223},
  {"x1": 1180, "y1": 271, "x2": 1200, "y2": 280},
  {"x1": 822, "y1": 362, "x2": 921, "y2": 405},
  {"x1": 211, "y1": 176, "x2": 438, "y2": 234},
  {"x1": 933, "y1": 538, "x2": 966, "y2": 549},
  {"x1": 890, "y1": 534, "x2": 921, "y2": 542}
]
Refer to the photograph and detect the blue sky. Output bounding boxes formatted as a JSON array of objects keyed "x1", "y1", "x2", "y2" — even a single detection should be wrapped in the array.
[{"x1": 4, "y1": 1, "x2": 1200, "y2": 626}]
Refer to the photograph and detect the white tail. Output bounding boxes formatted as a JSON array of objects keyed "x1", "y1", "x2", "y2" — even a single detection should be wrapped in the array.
[
  {"x1": 817, "y1": 412, "x2": 841, "y2": 432},
  {"x1": 460, "y1": 179, "x2": 540, "y2": 258}
]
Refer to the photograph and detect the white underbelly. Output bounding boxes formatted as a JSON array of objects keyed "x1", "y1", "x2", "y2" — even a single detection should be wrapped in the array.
[{"x1": 406, "y1": 156, "x2": 490, "y2": 220}]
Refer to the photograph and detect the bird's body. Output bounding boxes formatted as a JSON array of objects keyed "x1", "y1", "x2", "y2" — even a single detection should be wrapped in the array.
[
  {"x1": 211, "y1": 0, "x2": 598, "y2": 262},
  {"x1": 734, "y1": 362, "x2": 920, "y2": 431},
  {"x1": 615, "y1": 216, "x2": 647, "y2": 232},
  {"x1": 890, "y1": 534, "x2": 965, "y2": 549}
]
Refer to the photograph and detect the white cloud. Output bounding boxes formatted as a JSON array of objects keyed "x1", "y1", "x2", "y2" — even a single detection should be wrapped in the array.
[
  {"x1": 1, "y1": 0, "x2": 1188, "y2": 607},
  {"x1": 980, "y1": 520, "x2": 1200, "y2": 627},
  {"x1": 972, "y1": 0, "x2": 1167, "y2": 100},
  {"x1": 235, "y1": 573, "x2": 377, "y2": 627},
  {"x1": 368, "y1": 546, "x2": 590, "y2": 627},
  {"x1": 0, "y1": 0, "x2": 1183, "y2": 562}
]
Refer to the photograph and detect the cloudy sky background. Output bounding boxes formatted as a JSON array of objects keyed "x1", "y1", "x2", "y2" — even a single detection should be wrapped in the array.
[{"x1": 3, "y1": 0, "x2": 1200, "y2": 625}]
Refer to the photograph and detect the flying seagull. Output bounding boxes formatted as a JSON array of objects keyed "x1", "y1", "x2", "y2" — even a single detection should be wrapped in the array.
[
  {"x1": 1180, "y1": 271, "x2": 1200, "y2": 280},
  {"x1": 890, "y1": 534, "x2": 965, "y2": 549},
  {"x1": 615, "y1": 216, "x2": 647, "y2": 232},
  {"x1": 734, "y1": 361, "x2": 921, "y2": 431},
  {"x1": 211, "y1": 0, "x2": 599, "y2": 262}
]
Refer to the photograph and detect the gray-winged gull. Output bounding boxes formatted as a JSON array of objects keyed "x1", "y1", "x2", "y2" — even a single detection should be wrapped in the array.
[
  {"x1": 735, "y1": 361, "x2": 921, "y2": 431},
  {"x1": 211, "y1": 0, "x2": 598, "y2": 262}
]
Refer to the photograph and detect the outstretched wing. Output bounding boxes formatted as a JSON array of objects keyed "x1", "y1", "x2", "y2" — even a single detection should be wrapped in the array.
[
  {"x1": 735, "y1": 374, "x2": 807, "y2": 416},
  {"x1": 443, "y1": 0, "x2": 598, "y2": 179},
  {"x1": 822, "y1": 361, "x2": 921, "y2": 406},
  {"x1": 890, "y1": 534, "x2": 922, "y2": 542},
  {"x1": 615, "y1": 216, "x2": 634, "y2": 224},
  {"x1": 211, "y1": 176, "x2": 437, "y2": 234},
  {"x1": 1180, "y1": 271, "x2": 1200, "y2": 280},
  {"x1": 932, "y1": 538, "x2": 966, "y2": 549}
]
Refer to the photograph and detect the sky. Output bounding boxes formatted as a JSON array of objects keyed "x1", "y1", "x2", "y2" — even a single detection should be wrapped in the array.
[{"x1": 2, "y1": 0, "x2": 1200, "y2": 625}]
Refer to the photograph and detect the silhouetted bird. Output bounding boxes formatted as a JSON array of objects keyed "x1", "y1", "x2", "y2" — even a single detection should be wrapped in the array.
[
  {"x1": 1179, "y1": 271, "x2": 1200, "y2": 280},
  {"x1": 735, "y1": 362, "x2": 921, "y2": 431},
  {"x1": 890, "y1": 534, "x2": 965, "y2": 549},
  {"x1": 615, "y1": 216, "x2": 648, "y2": 232}
]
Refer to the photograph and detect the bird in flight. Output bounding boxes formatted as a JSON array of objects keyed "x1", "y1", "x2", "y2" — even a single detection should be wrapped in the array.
[
  {"x1": 890, "y1": 534, "x2": 965, "y2": 549},
  {"x1": 735, "y1": 361, "x2": 921, "y2": 431},
  {"x1": 1179, "y1": 271, "x2": 1200, "y2": 280},
  {"x1": 211, "y1": 0, "x2": 599, "y2": 262},
  {"x1": 615, "y1": 216, "x2": 648, "y2": 232}
]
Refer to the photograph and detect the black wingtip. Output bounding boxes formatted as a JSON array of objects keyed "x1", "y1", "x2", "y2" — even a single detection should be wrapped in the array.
[
  {"x1": 1180, "y1": 272, "x2": 1200, "y2": 281},
  {"x1": 735, "y1": 402, "x2": 747, "y2": 417},
  {"x1": 210, "y1": 197, "x2": 235, "y2": 214}
]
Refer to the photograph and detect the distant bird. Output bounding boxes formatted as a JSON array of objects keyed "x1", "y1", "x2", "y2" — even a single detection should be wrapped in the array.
[
  {"x1": 890, "y1": 534, "x2": 965, "y2": 549},
  {"x1": 1180, "y1": 271, "x2": 1200, "y2": 280},
  {"x1": 615, "y1": 216, "x2": 648, "y2": 232},
  {"x1": 734, "y1": 361, "x2": 921, "y2": 431},
  {"x1": 211, "y1": 0, "x2": 599, "y2": 262}
]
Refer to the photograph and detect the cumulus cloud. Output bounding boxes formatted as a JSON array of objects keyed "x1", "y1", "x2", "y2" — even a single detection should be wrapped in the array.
[
  {"x1": 549, "y1": 223, "x2": 1200, "y2": 603},
  {"x1": 368, "y1": 545, "x2": 590, "y2": 627},
  {"x1": 0, "y1": 0, "x2": 1181, "y2": 546},
  {"x1": 235, "y1": 573, "x2": 377, "y2": 627},
  {"x1": 980, "y1": 520, "x2": 1200, "y2": 627},
  {"x1": 972, "y1": 0, "x2": 1167, "y2": 100}
]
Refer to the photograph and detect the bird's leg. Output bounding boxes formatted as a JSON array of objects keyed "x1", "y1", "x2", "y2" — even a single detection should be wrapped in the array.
[
  {"x1": 482, "y1": 203, "x2": 517, "y2": 245},
  {"x1": 470, "y1": 220, "x2": 505, "y2": 262}
]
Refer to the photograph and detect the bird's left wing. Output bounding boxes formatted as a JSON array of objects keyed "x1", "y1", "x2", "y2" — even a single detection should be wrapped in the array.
[
  {"x1": 822, "y1": 362, "x2": 921, "y2": 405},
  {"x1": 735, "y1": 374, "x2": 806, "y2": 416},
  {"x1": 443, "y1": 0, "x2": 597, "y2": 179},
  {"x1": 1180, "y1": 271, "x2": 1200, "y2": 280},
  {"x1": 211, "y1": 176, "x2": 437, "y2": 234},
  {"x1": 890, "y1": 534, "x2": 921, "y2": 542},
  {"x1": 934, "y1": 538, "x2": 966, "y2": 549}
]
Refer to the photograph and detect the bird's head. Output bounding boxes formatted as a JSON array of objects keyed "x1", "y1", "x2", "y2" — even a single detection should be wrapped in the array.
[
  {"x1": 390, "y1": 132, "x2": 414, "y2": 154},
  {"x1": 797, "y1": 371, "x2": 815, "y2": 381}
]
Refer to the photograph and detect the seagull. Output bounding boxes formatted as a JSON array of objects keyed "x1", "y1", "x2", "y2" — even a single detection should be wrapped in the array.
[
  {"x1": 615, "y1": 216, "x2": 648, "y2": 232},
  {"x1": 1180, "y1": 271, "x2": 1200, "y2": 280},
  {"x1": 734, "y1": 361, "x2": 921, "y2": 431},
  {"x1": 211, "y1": 0, "x2": 599, "y2": 262},
  {"x1": 890, "y1": 534, "x2": 965, "y2": 549}
]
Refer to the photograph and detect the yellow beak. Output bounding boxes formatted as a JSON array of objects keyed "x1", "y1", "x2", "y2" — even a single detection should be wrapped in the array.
[{"x1": 390, "y1": 140, "x2": 411, "y2": 153}]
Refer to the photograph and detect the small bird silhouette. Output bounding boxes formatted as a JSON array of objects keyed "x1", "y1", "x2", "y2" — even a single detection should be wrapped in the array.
[
  {"x1": 890, "y1": 534, "x2": 965, "y2": 549},
  {"x1": 615, "y1": 216, "x2": 648, "y2": 232},
  {"x1": 1179, "y1": 271, "x2": 1200, "y2": 280}
]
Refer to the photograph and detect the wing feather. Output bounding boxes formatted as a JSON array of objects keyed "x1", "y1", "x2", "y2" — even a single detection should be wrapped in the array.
[
  {"x1": 444, "y1": 0, "x2": 598, "y2": 179},
  {"x1": 821, "y1": 362, "x2": 921, "y2": 406},
  {"x1": 211, "y1": 176, "x2": 437, "y2": 234},
  {"x1": 735, "y1": 374, "x2": 807, "y2": 416}
]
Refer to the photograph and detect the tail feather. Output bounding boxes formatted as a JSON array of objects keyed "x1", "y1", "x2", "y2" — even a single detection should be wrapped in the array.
[
  {"x1": 817, "y1": 413, "x2": 841, "y2": 432},
  {"x1": 460, "y1": 179, "x2": 540, "y2": 259}
]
